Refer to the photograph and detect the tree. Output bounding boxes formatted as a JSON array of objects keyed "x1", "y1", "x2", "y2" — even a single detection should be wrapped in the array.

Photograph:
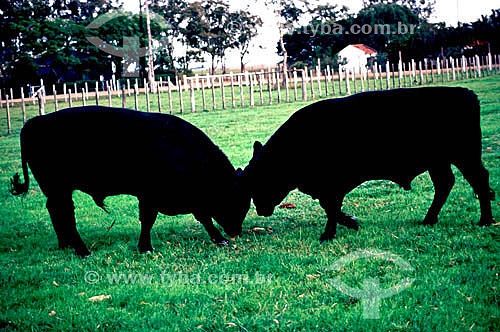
[
  {"x1": 153, "y1": 0, "x2": 188, "y2": 77},
  {"x1": 0, "y1": 0, "x2": 122, "y2": 88},
  {"x1": 263, "y1": 0, "x2": 310, "y2": 72},
  {"x1": 184, "y1": 0, "x2": 236, "y2": 74},
  {"x1": 229, "y1": 9, "x2": 263, "y2": 72},
  {"x1": 362, "y1": 0, "x2": 435, "y2": 19}
]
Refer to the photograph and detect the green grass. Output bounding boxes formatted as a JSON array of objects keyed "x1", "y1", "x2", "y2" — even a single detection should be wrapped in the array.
[{"x1": 0, "y1": 74, "x2": 499, "y2": 331}]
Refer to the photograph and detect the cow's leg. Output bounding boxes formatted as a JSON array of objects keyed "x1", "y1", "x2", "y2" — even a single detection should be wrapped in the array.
[
  {"x1": 46, "y1": 195, "x2": 90, "y2": 257},
  {"x1": 422, "y1": 165, "x2": 455, "y2": 225},
  {"x1": 138, "y1": 199, "x2": 158, "y2": 253},
  {"x1": 455, "y1": 161, "x2": 495, "y2": 226},
  {"x1": 194, "y1": 214, "x2": 229, "y2": 246},
  {"x1": 338, "y1": 213, "x2": 360, "y2": 231},
  {"x1": 319, "y1": 199, "x2": 342, "y2": 242}
]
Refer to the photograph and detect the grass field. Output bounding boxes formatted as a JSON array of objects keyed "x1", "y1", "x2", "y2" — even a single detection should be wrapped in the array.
[{"x1": 0, "y1": 75, "x2": 499, "y2": 331}]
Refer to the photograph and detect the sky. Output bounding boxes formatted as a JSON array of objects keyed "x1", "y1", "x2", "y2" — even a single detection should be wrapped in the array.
[{"x1": 121, "y1": 0, "x2": 499, "y2": 69}]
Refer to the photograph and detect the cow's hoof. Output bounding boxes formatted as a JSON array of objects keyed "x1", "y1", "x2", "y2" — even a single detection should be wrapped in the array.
[
  {"x1": 319, "y1": 233, "x2": 336, "y2": 243},
  {"x1": 139, "y1": 246, "x2": 154, "y2": 254},
  {"x1": 478, "y1": 217, "x2": 494, "y2": 227},
  {"x1": 75, "y1": 248, "x2": 92, "y2": 258},
  {"x1": 340, "y1": 214, "x2": 359, "y2": 231},
  {"x1": 421, "y1": 218, "x2": 437, "y2": 226}
]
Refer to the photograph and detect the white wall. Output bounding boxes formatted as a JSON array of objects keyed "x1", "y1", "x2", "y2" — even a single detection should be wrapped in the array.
[{"x1": 338, "y1": 45, "x2": 376, "y2": 74}]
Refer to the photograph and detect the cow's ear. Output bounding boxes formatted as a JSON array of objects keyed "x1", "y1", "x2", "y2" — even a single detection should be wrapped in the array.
[{"x1": 253, "y1": 141, "x2": 263, "y2": 158}]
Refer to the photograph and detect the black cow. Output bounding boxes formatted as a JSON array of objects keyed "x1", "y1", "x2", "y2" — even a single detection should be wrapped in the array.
[
  {"x1": 10, "y1": 106, "x2": 250, "y2": 256},
  {"x1": 243, "y1": 87, "x2": 495, "y2": 241}
]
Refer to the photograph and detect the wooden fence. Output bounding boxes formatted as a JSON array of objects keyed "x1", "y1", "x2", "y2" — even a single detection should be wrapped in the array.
[{"x1": 1, "y1": 53, "x2": 499, "y2": 135}]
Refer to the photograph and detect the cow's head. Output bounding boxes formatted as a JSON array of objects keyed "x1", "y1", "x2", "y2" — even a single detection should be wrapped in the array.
[
  {"x1": 213, "y1": 168, "x2": 250, "y2": 237},
  {"x1": 243, "y1": 141, "x2": 289, "y2": 217}
]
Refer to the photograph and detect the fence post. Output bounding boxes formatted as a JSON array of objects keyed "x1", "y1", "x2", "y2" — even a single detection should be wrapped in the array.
[
  {"x1": 398, "y1": 62, "x2": 402, "y2": 88},
  {"x1": 345, "y1": 68, "x2": 351, "y2": 94},
  {"x1": 5, "y1": 95, "x2": 11, "y2": 135},
  {"x1": 210, "y1": 76, "x2": 216, "y2": 110},
  {"x1": 220, "y1": 76, "x2": 226, "y2": 109},
  {"x1": 328, "y1": 66, "x2": 335, "y2": 96},
  {"x1": 238, "y1": 74, "x2": 244, "y2": 107},
  {"x1": 9, "y1": 88, "x2": 13, "y2": 107},
  {"x1": 177, "y1": 76, "x2": 184, "y2": 113},
  {"x1": 95, "y1": 81, "x2": 99, "y2": 105},
  {"x1": 324, "y1": 69, "x2": 330, "y2": 95},
  {"x1": 450, "y1": 57, "x2": 456, "y2": 80},
  {"x1": 249, "y1": 74, "x2": 255, "y2": 106},
  {"x1": 285, "y1": 70, "x2": 290, "y2": 102},
  {"x1": 258, "y1": 71, "x2": 264, "y2": 105},
  {"x1": 359, "y1": 68, "x2": 364, "y2": 92},
  {"x1": 267, "y1": 71, "x2": 273, "y2": 105},
  {"x1": 230, "y1": 72, "x2": 236, "y2": 108},
  {"x1": 21, "y1": 87, "x2": 26, "y2": 124},
  {"x1": 69, "y1": 89, "x2": 73, "y2": 108},
  {"x1": 375, "y1": 64, "x2": 381, "y2": 89},
  {"x1": 52, "y1": 85, "x2": 57, "y2": 111},
  {"x1": 194, "y1": 74, "x2": 199, "y2": 90},
  {"x1": 31, "y1": 86, "x2": 36, "y2": 105},
  {"x1": 276, "y1": 71, "x2": 281, "y2": 103},
  {"x1": 117, "y1": 80, "x2": 122, "y2": 100},
  {"x1": 435, "y1": 57, "x2": 440, "y2": 80},
  {"x1": 418, "y1": 61, "x2": 423, "y2": 85},
  {"x1": 37, "y1": 90, "x2": 45, "y2": 115},
  {"x1": 63, "y1": 83, "x2": 67, "y2": 104},
  {"x1": 462, "y1": 56, "x2": 468, "y2": 79},
  {"x1": 134, "y1": 82, "x2": 139, "y2": 111},
  {"x1": 430, "y1": 60, "x2": 434, "y2": 82},
  {"x1": 81, "y1": 87, "x2": 86, "y2": 106},
  {"x1": 316, "y1": 68, "x2": 322, "y2": 97},
  {"x1": 309, "y1": 69, "x2": 315, "y2": 99},
  {"x1": 338, "y1": 67, "x2": 343, "y2": 95},
  {"x1": 390, "y1": 63, "x2": 395, "y2": 88},
  {"x1": 190, "y1": 79, "x2": 196, "y2": 112},
  {"x1": 145, "y1": 83, "x2": 151, "y2": 112},
  {"x1": 122, "y1": 83, "x2": 127, "y2": 108},
  {"x1": 201, "y1": 78, "x2": 207, "y2": 110},
  {"x1": 402, "y1": 62, "x2": 407, "y2": 87},
  {"x1": 127, "y1": 79, "x2": 131, "y2": 96},
  {"x1": 352, "y1": 68, "x2": 357, "y2": 94},
  {"x1": 167, "y1": 77, "x2": 173, "y2": 114},
  {"x1": 476, "y1": 55, "x2": 481, "y2": 78},
  {"x1": 107, "y1": 82, "x2": 112, "y2": 107},
  {"x1": 301, "y1": 70, "x2": 307, "y2": 101}
]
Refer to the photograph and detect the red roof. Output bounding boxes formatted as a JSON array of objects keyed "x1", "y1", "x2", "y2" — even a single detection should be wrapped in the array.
[{"x1": 352, "y1": 44, "x2": 377, "y2": 55}]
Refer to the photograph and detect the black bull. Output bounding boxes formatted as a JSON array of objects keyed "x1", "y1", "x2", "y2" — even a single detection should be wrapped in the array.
[
  {"x1": 10, "y1": 107, "x2": 250, "y2": 256},
  {"x1": 243, "y1": 87, "x2": 496, "y2": 241}
]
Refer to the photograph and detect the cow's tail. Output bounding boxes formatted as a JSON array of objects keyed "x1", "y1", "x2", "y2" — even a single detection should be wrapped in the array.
[{"x1": 10, "y1": 131, "x2": 30, "y2": 196}]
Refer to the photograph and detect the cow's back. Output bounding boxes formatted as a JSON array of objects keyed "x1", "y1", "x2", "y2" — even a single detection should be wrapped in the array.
[
  {"x1": 21, "y1": 107, "x2": 234, "y2": 200},
  {"x1": 263, "y1": 87, "x2": 481, "y2": 185}
]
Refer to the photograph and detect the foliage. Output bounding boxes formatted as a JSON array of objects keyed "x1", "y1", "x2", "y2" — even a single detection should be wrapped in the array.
[
  {"x1": 362, "y1": 0, "x2": 436, "y2": 19},
  {"x1": 283, "y1": 3, "x2": 500, "y2": 69}
]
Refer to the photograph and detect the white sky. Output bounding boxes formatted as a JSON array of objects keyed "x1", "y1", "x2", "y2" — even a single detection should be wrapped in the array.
[{"x1": 121, "y1": 0, "x2": 499, "y2": 69}]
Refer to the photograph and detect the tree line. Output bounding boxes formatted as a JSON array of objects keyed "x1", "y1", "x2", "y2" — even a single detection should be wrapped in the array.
[
  {"x1": 1, "y1": 0, "x2": 498, "y2": 91},
  {"x1": 0, "y1": 0, "x2": 262, "y2": 89},
  {"x1": 282, "y1": 1, "x2": 500, "y2": 70}
]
